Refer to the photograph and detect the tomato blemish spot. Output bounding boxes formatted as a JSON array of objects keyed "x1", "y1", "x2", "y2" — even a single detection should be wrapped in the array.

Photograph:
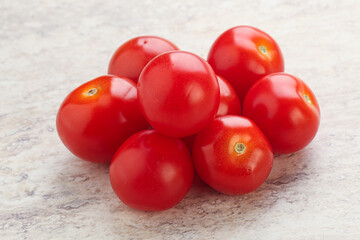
[
  {"x1": 234, "y1": 142, "x2": 246, "y2": 154},
  {"x1": 259, "y1": 45, "x2": 268, "y2": 55},
  {"x1": 304, "y1": 94, "x2": 312, "y2": 104},
  {"x1": 87, "y1": 88, "x2": 98, "y2": 96}
]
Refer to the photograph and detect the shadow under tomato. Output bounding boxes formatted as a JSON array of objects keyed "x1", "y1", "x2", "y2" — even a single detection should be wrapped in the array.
[{"x1": 108, "y1": 147, "x2": 318, "y2": 237}]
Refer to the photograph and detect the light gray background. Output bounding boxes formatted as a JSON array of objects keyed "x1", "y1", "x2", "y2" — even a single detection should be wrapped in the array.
[{"x1": 1, "y1": 0, "x2": 359, "y2": 239}]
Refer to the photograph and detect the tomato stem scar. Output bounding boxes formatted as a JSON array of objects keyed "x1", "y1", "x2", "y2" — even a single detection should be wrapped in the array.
[
  {"x1": 304, "y1": 94, "x2": 312, "y2": 104},
  {"x1": 259, "y1": 45, "x2": 268, "y2": 55},
  {"x1": 234, "y1": 142, "x2": 246, "y2": 154},
  {"x1": 87, "y1": 88, "x2": 97, "y2": 96}
]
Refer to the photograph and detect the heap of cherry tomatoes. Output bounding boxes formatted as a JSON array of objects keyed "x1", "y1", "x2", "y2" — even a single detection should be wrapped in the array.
[{"x1": 57, "y1": 26, "x2": 320, "y2": 211}]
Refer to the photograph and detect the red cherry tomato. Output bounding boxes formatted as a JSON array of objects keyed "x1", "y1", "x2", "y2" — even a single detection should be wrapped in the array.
[
  {"x1": 208, "y1": 26, "x2": 284, "y2": 103},
  {"x1": 138, "y1": 51, "x2": 220, "y2": 137},
  {"x1": 182, "y1": 134, "x2": 196, "y2": 151},
  {"x1": 56, "y1": 75, "x2": 148, "y2": 163},
  {"x1": 109, "y1": 130, "x2": 194, "y2": 211},
  {"x1": 108, "y1": 36, "x2": 179, "y2": 83},
  {"x1": 243, "y1": 73, "x2": 320, "y2": 154},
  {"x1": 192, "y1": 116, "x2": 273, "y2": 195},
  {"x1": 216, "y1": 75, "x2": 241, "y2": 116},
  {"x1": 182, "y1": 75, "x2": 241, "y2": 150}
]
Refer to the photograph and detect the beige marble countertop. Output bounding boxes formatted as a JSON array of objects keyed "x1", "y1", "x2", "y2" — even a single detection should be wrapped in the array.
[{"x1": 1, "y1": 0, "x2": 360, "y2": 239}]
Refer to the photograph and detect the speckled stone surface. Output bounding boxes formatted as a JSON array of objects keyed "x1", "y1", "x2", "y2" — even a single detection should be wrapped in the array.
[{"x1": 1, "y1": 0, "x2": 360, "y2": 239}]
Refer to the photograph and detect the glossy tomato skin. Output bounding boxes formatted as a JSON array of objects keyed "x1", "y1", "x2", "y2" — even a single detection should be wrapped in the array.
[
  {"x1": 109, "y1": 130, "x2": 194, "y2": 211},
  {"x1": 243, "y1": 73, "x2": 320, "y2": 154},
  {"x1": 182, "y1": 75, "x2": 241, "y2": 150},
  {"x1": 138, "y1": 51, "x2": 220, "y2": 138},
  {"x1": 108, "y1": 36, "x2": 179, "y2": 83},
  {"x1": 208, "y1": 26, "x2": 284, "y2": 103},
  {"x1": 216, "y1": 75, "x2": 241, "y2": 116},
  {"x1": 56, "y1": 75, "x2": 148, "y2": 163},
  {"x1": 193, "y1": 116, "x2": 273, "y2": 195}
]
